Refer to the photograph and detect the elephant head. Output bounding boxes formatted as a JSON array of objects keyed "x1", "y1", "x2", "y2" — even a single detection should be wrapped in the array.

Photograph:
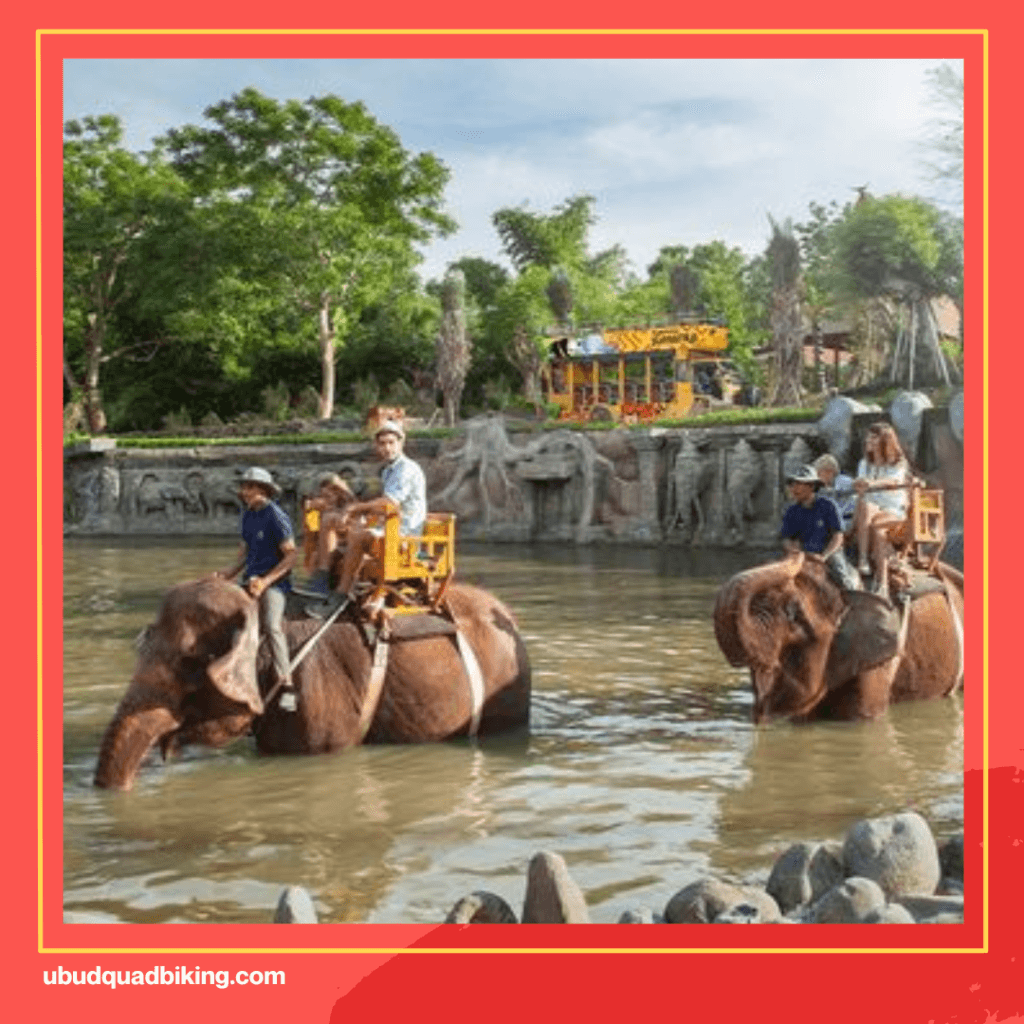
[
  {"x1": 94, "y1": 577, "x2": 262, "y2": 790},
  {"x1": 714, "y1": 555, "x2": 902, "y2": 723}
]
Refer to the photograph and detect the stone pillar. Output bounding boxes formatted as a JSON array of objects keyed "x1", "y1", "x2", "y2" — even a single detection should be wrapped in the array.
[{"x1": 630, "y1": 433, "x2": 664, "y2": 542}]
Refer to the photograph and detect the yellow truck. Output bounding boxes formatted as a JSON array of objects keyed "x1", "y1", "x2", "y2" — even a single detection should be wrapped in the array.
[{"x1": 543, "y1": 320, "x2": 737, "y2": 423}]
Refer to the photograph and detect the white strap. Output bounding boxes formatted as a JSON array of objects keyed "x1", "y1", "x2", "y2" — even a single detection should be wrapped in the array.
[{"x1": 455, "y1": 630, "x2": 485, "y2": 738}]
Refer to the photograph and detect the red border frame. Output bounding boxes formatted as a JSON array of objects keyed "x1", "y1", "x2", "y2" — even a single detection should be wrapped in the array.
[{"x1": 6, "y1": 5, "x2": 1016, "y2": 1021}]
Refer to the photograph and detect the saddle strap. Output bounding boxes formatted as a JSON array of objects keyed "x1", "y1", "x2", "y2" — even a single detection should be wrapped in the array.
[
  {"x1": 357, "y1": 636, "x2": 391, "y2": 741},
  {"x1": 454, "y1": 629, "x2": 486, "y2": 739}
]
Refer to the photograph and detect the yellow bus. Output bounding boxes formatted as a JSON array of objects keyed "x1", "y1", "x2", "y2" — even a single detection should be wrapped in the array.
[{"x1": 543, "y1": 321, "x2": 735, "y2": 423}]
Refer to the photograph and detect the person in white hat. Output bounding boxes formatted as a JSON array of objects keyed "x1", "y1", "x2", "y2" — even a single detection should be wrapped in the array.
[
  {"x1": 305, "y1": 421, "x2": 426, "y2": 616},
  {"x1": 215, "y1": 467, "x2": 298, "y2": 707},
  {"x1": 780, "y1": 463, "x2": 860, "y2": 592}
]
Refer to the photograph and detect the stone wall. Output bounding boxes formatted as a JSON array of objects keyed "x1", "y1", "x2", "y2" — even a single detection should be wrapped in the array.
[{"x1": 64, "y1": 393, "x2": 965, "y2": 560}]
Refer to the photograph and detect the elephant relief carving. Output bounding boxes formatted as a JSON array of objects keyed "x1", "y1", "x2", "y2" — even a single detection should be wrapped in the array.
[
  {"x1": 782, "y1": 437, "x2": 814, "y2": 482},
  {"x1": 664, "y1": 436, "x2": 714, "y2": 540},
  {"x1": 724, "y1": 439, "x2": 763, "y2": 544}
]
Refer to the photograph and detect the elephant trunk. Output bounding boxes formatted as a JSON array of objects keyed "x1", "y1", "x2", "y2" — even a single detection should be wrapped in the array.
[
  {"x1": 714, "y1": 553, "x2": 804, "y2": 669},
  {"x1": 94, "y1": 702, "x2": 181, "y2": 791}
]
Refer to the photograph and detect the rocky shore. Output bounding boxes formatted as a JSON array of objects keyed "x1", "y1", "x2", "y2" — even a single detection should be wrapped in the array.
[{"x1": 273, "y1": 809, "x2": 964, "y2": 925}]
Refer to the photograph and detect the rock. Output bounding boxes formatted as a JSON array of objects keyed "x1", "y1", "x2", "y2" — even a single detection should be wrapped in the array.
[
  {"x1": 939, "y1": 833, "x2": 964, "y2": 882},
  {"x1": 522, "y1": 852, "x2": 590, "y2": 923},
  {"x1": 842, "y1": 812, "x2": 941, "y2": 899},
  {"x1": 818, "y1": 396, "x2": 880, "y2": 466},
  {"x1": 948, "y1": 391, "x2": 964, "y2": 444},
  {"x1": 664, "y1": 879, "x2": 780, "y2": 924},
  {"x1": 766, "y1": 841, "x2": 845, "y2": 915},
  {"x1": 863, "y1": 904, "x2": 917, "y2": 924},
  {"x1": 937, "y1": 878, "x2": 964, "y2": 897},
  {"x1": 714, "y1": 896, "x2": 783, "y2": 924},
  {"x1": 894, "y1": 895, "x2": 964, "y2": 923},
  {"x1": 273, "y1": 886, "x2": 318, "y2": 923},
  {"x1": 889, "y1": 391, "x2": 933, "y2": 463},
  {"x1": 806, "y1": 877, "x2": 888, "y2": 923},
  {"x1": 445, "y1": 891, "x2": 519, "y2": 924},
  {"x1": 618, "y1": 907, "x2": 656, "y2": 924}
]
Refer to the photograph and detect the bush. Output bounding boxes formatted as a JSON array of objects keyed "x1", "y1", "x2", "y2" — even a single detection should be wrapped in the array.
[
  {"x1": 351, "y1": 375, "x2": 380, "y2": 416},
  {"x1": 199, "y1": 411, "x2": 224, "y2": 428},
  {"x1": 294, "y1": 386, "x2": 321, "y2": 419},
  {"x1": 261, "y1": 381, "x2": 291, "y2": 422},
  {"x1": 161, "y1": 406, "x2": 192, "y2": 432}
]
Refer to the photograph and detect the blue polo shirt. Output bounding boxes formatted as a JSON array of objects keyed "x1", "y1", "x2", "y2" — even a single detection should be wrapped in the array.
[
  {"x1": 240, "y1": 500, "x2": 294, "y2": 591},
  {"x1": 780, "y1": 495, "x2": 843, "y2": 555}
]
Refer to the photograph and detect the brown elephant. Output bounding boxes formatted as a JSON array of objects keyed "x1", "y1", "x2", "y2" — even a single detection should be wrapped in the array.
[
  {"x1": 94, "y1": 576, "x2": 531, "y2": 790},
  {"x1": 713, "y1": 553, "x2": 964, "y2": 723}
]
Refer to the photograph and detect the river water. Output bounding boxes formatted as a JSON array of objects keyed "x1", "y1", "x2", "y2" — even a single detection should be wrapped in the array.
[{"x1": 63, "y1": 538, "x2": 964, "y2": 925}]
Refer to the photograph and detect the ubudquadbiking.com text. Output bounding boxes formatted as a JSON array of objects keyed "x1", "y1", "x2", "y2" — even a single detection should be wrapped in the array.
[{"x1": 43, "y1": 965, "x2": 285, "y2": 990}]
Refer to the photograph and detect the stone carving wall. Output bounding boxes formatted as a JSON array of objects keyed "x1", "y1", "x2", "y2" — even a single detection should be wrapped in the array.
[{"x1": 64, "y1": 394, "x2": 964, "y2": 562}]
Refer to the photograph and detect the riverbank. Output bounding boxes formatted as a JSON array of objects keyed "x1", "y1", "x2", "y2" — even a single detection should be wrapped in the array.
[{"x1": 270, "y1": 810, "x2": 964, "y2": 925}]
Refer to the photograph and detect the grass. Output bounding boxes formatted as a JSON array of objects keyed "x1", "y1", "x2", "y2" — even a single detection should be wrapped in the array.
[{"x1": 62, "y1": 405, "x2": 836, "y2": 450}]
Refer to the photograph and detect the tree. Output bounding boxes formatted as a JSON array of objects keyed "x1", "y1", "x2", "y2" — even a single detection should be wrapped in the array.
[
  {"x1": 833, "y1": 193, "x2": 962, "y2": 387},
  {"x1": 160, "y1": 88, "x2": 455, "y2": 419},
  {"x1": 63, "y1": 115, "x2": 189, "y2": 432},
  {"x1": 919, "y1": 62, "x2": 963, "y2": 208},
  {"x1": 435, "y1": 269, "x2": 470, "y2": 426},
  {"x1": 765, "y1": 216, "x2": 804, "y2": 406}
]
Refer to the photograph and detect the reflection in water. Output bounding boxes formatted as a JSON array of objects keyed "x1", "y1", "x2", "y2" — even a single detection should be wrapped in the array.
[{"x1": 63, "y1": 538, "x2": 963, "y2": 924}]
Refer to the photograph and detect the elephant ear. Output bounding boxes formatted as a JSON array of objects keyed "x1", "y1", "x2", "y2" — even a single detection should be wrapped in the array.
[
  {"x1": 207, "y1": 604, "x2": 263, "y2": 715},
  {"x1": 824, "y1": 592, "x2": 902, "y2": 689}
]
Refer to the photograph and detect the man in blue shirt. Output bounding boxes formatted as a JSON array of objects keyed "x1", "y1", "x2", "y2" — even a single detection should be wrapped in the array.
[
  {"x1": 216, "y1": 467, "x2": 298, "y2": 709},
  {"x1": 780, "y1": 464, "x2": 860, "y2": 591},
  {"x1": 305, "y1": 420, "x2": 427, "y2": 618}
]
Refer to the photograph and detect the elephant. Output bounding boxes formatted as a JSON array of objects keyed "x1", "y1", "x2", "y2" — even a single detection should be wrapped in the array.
[
  {"x1": 713, "y1": 553, "x2": 964, "y2": 723},
  {"x1": 94, "y1": 576, "x2": 531, "y2": 790}
]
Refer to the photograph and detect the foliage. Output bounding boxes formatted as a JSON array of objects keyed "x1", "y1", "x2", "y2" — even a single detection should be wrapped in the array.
[{"x1": 158, "y1": 88, "x2": 455, "y2": 419}]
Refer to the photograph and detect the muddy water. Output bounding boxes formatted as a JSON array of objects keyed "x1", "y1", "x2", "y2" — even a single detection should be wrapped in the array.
[{"x1": 63, "y1": 538, "x2": 963, "y2": 924}]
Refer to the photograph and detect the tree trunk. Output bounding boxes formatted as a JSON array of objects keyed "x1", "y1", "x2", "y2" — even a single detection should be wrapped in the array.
[
  {"x1": 83, "y1": 315, "x2": 108, "y2": 433},
  {"x1": 812, "y1": 319, "x2": 826, "y2": 394},
  {"x1": 318, "y1": 293, "x2": 335, "y2": 420},
  {"x1": 771, "y1": 284, "x2": 803, "y2": 407}
]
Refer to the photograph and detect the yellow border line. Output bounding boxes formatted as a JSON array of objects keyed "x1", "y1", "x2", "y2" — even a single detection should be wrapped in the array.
[
  {"x1": 43, "y1": 28, "x2": 986, "y2": 956},
  {"x1": 36, "y1": 25, "x2": 46, "y2": 955},
  {"x1": 39, "y1": 28, "x2": 985, "y2": 33},
  {"x1": 980, "y1": 27, "x2": 990, "y2": 953}
]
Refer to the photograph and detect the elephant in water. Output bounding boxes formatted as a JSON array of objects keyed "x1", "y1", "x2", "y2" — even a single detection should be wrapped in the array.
[
  {"x1": 94, "y1": 577, "x2": 531, "y2": 790},
  {"x1": 713, "y1": 553, "x2": 964, "y2": 723}
]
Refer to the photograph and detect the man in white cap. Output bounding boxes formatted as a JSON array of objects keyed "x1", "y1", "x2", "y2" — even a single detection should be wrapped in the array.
[
  {"x1": 215, "y1": 467, "x2": 298, "y2": 708},
  {"x1": 305, "y1": 420, "x2": 426, "y2": 616},
  {"x1": 780, "y1": 463, "x2": 860, "y2": 592}
]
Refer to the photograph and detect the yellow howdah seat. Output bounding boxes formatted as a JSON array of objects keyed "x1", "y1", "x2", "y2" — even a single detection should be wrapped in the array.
[{"x1": 360, "y1": 511, "x2": 457, "y2": 613}]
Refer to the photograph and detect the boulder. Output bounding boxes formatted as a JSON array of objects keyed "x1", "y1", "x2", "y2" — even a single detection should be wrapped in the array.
[
  {"x1": 445, "y1": 891, "x2": 519, "y2": 924},
  {"x1": 948, "y1": 391, "x2": 964, "y2": 444},
  {"x1": 894, "y1": 895, "x2": 964, "y2": 923},
  {"x1": 818, "y1": 396, "x2": 881, "y2": 466},
  {"x1": 863, "y1": 903, "x2": 917, "y2": 924},
  {"x1": 889, "y1": 391, "x2": 933, "y2": 464},
  {"x1": 665, "y1": 879, "x2": 780, "y2": 924},
  {"x1": 522, "y1": 851, "x2": 590, "y2": 923},
  {"x1": 766, "y1": 841, "x2": 845, "y2": 915},
  {"x1": 806, "y1": 877, "x2": 887, "y2": 923},
  {"x1": 842, "y1": 812, "x2": 941, "y2": 899},
  {"x1": 714, "y1": 895, "x2": 783, "y2": 924},
  {"x1": 618, "y1": 907, "x2": 657, "y2": 924},
  {"x1": 939, "y1": 833, "x2": 964, "y2": 883},
  {"x1": 273, "y1": 886, "x2": 318, "y2": 923}
]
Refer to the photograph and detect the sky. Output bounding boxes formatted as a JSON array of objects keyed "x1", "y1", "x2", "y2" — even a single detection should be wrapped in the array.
[{"x1": 63, "y1": 58, "x2": 961, "y2": 284}]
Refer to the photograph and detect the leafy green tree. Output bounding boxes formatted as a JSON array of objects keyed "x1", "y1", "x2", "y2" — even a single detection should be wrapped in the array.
[
  {"x1": 159, "y1": 88, "x2": 455, "y2": 418},
  {"x1": 833, "y1": 193, "x2": 962, "y2": 386},
  {"x1": 63, "y1": 115, "x2": 190, "y2": 431}
]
